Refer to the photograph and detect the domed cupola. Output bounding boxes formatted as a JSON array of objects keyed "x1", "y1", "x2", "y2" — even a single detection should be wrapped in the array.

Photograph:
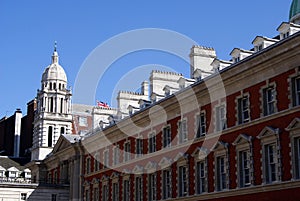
[
  {"x1": 290, "y1": 0, "x2": 300, "y2": 24},
  {"x1": 41, "y1": 43, "x2": 67, "y2": 83}
]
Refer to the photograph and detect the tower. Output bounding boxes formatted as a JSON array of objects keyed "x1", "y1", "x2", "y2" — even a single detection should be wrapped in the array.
[
  {"x1": 31, "y1": 43, "x2": 72, "y2": 161},
  {"x1": 290, "y1": 0, "x2": 300, "y2": 24}
]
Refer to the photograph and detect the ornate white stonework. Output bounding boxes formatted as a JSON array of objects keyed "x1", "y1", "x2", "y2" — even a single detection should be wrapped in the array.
[{"x1": 31, "y1": 45, "x2": 72, "y2": 161}]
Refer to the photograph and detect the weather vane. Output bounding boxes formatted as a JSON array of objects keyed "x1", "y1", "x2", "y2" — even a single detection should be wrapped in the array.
[{"x1": 54, "y1": 41, "x2": 57, "y2": 52}]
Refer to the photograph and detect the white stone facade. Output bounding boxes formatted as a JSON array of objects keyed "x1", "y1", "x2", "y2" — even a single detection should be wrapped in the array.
[{"x1": 31, "y1": 48, "x2": 72, "y2": 161}]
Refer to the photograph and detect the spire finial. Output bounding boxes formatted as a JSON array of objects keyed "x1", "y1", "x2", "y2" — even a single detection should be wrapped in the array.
[
  {"x1": 52, "y1": 41, "x2": 59, "y2": 64},
  {"x1": 54, "y1": 41, "x2": 57, "y2": 52}
]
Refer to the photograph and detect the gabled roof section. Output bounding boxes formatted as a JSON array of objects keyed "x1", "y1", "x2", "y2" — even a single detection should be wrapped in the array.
[
  {"x1": 286, "y1": 118, "x2": 300, "y2": 131},
  {"x1": 252, "y1": 36, "x2": 279, "y2": 44},
  {"x1": 7, "y1": 166, "x2": 19, "y2": 172},
  {"x1": 257, "y1": 126, "x2": 280, "y2": 139},
  {"x1": 52, "y1": 134, "x2": 81, "y2": 154}
]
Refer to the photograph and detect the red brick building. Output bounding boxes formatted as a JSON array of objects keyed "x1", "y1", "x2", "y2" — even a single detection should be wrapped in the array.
[
  {"x1": 35, "y1": 1, "x2": 300, "y2": 201},
  {"x1": 77, "y1": 33, "x2": 300, "y2": 200}
]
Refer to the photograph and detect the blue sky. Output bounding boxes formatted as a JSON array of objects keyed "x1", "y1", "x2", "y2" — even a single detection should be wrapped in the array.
[{"x1": 0, "y1": 1, "x2": 292, "y2": 117}]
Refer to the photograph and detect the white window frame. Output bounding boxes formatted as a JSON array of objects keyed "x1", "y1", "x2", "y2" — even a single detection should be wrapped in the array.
[
  {"x1": 257, "y1": 126, "x2": 281, "y2": 184},
  {"x1": 233, "y1": 134, "x2": 254, "y2": 188},
  {"x1": 92, "y1": 178, "x2": 100, "y2": 201},
  {"x1": 148, "y1": 173, "x2": 157, "y2": 201},
  {"x1": 178, "y1": 118, "x2": 188, "y2": 144},
  {"x1": 215, "y1": 104, "x2": 227, "y2": 132},
  {"x1": 213, "y1": 141, "x2": 229, "y2": 191},
  {"x1": 195, "y1": 111, "x2": 206, "y2": 138},
  {"x1": 148, "y1": 132, "x2": 156, "y2": 153},
  {"x1": 260, "y1": 82, "x2": 277, "y2": 116},
  {"x1": 236, "y1": 94, "x2": 250, "y2": 125},
  {"x1": 112, "y1": 182, "x2": 119, "y2": 201},
  {"x1": 192, "y1": 147, "x2": 208, "y2": 195},
  {"x1": 175, "y1": 153, "x2": 189, "y2": 197},
  {"x1": 136, "y1": 138, "x2": 143, "y2": 158},
  {"x1": 161, "y1": 169, "x2": 172, "y2": 199},
  {"x1": 135, "y1": 176, "x2": 143, "y2": 201},
  {"x1": 124, "y1": 141, "x2": 131, "y2": 162},
  {"x1": 162, "y1": 125, "x2": 171, "y2": 148},
  {"x1": 292, "y1": 76, "x2": 300, "y2": 107},
  {"x1": 287, "y1": 118, "x2": 300, "y2": 180},
  {"x1": 123, "y1": 175, "x2": 131, "y2": 201},
  {"x1": 94, "y1": 153, "x2": 100, "y2": 172},
  {"x1": 113, "y1": 145, "x2": 120, "y2": 166},
  {"x1": 103, "y1": 149, "x2": 109, "y2": 168}
]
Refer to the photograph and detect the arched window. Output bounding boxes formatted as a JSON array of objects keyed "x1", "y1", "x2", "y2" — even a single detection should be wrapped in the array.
[
  {"x1": 48, "y1": 126, "x2": 53, "y2": 147},
  {"x1": 53, "y1": 83, "x2": 56, "y2": 90},
  {"x1": 49, "y1": 97, "x2": 54, "y2": 112},
  {"x1": 60, "y1": 127, "x2": 65, "y2": 135},
  {"x1": 60, "y1": 98, "x2": 64, "y2": 113},
  {"x1": 59, "y1": 83, "x2": 61, "y2": 90},
  {"x1": 49, "y1": 83, "x2": 52, "y2": 90}
]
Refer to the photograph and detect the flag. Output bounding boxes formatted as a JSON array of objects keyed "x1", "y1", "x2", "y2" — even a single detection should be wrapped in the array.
[{"x1": 96, "y1": 100, "x2": 109, "y2": 108}]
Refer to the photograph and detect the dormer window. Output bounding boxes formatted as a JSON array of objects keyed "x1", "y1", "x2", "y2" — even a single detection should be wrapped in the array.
[
  {"x1": 234, "y1": 57, "x2": 240, "y2": 63},
  {"x1": 255, "y1": 44, "x2": 263, "y2": 52},
  {"x1": 282, "y1": 31, "x2": 290, "y2": 39}
]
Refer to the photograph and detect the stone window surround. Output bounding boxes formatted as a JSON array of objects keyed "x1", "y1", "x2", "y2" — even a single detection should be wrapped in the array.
[
  {"x1": 113, "y1": 144, "x2": 120, "y2": 166},
  {"x1": 162, "y1": 124, "x2": 172, "y2": 148},
  {"x1": 135, "y1": 135, "x2": 143, "y2": 159},
  {"x1": 194, "y1": 110, "x2": 207, "y2": 138},
  {"x1": 212, "y1": 141, "x2": 229, "y2": 191},
  {"x1": 148, "y1": 131, "x2": 157, "y2": 154},
  {"x1": 286, "y1": 118, "x2": 300, "y2": 180},
  {"x1": 94, "y1": 153, "x2": 100, "y2": 172},
  {"x1": 192, "y1": 147, "x2": 209, "y2": 194},
  {"x1": 158, "y1": 157, "x2": 172, "y2": 200},
  {"x1": 287, "y1": 67, "x2": 300, "y2": 108},
  {"x1": 101, "y1": 175, "x2": 109, "y2": 201},
  {"x1": 214, "y1": 102, "x2": 227, "y2": 132},
  {"x1": 103, "y1": 148, "x2": 109, "y2": 168},
  {"x1": 175, "y1": 152, "x2": 189, "y2": 198},
  {"x1": 111, "y1": 172, "x2": 120, "y2": 201},
  {"x1": 91, "y1": 178, "x2": 100, "y2": 201},
  {"x1": 122, "y1": 174, "x2": 131, "y2": 201},
  {"x1": 257, "y1": 126, "x2": 282, "y2": 184},
  {"x1": 123, "y1": 139, "x2": 131, "y2": 162},
  {"x1": 145, "y1": 161, "x2": 158, "y2": 201},
  {"x1": 235, "y1": 92, "x2": 251, "y2": 125},
  {"x1": 232, "y1": 134, "x2": 254, "y2": 188},
  {"x1": 259, "y1": 81, "x2": 277, "y2": 117},
  {"x1": 177, "y1": 118, "x2": 188, "y2": 144},
  {"x1": 83, "y1": 181, "x2": 91, "y2": 201}
]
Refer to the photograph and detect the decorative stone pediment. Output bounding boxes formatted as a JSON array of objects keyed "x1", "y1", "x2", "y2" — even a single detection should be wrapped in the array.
[
  {"x1": 145, "y1": 161, "x2": 157, "y2": 170},
  {"x1": 174, "y1": 152, "x2": 189, "y2": 162},
  {"x1": 83, "y1": 180, "x2": 90, "y2": 187},
  {"x1": 233, "y1": 134, "x2": 252, "y2": 146},
  {"x1": 158, "y1": 157, "x2": 172, "y2": 169},
  {"x1": 101, "y1": 174, "x2": 109, "y2": 181},
  {"x1": 91, "y1": 178, "x2": 99, "y2": 184},
  {"x1": 121, "y1": 169, "x2": 131, "y2": 175},
  {"x1": 192, "y1": 147, "x2": 209, "y2": 160},
  {"x1": 132, "y1": 165, "x2": 143, "y2": 174},
  {"x1": 286, "y1": 118, "x2": 300, "y2": 131},
  {"x1": 257, "y1": 126, "x2": 280, "y2": 139},
  {"x1": 110, "y1": 172, "x2": 119, "y2": 179},
  {"x1": 212, "y1": 141, "x2": 228, "y2": 152}
]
